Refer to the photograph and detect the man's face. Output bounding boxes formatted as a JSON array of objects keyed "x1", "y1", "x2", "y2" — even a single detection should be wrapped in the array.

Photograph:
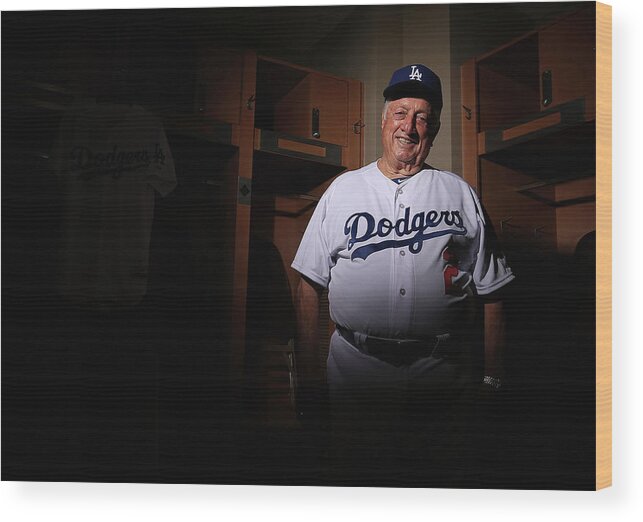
[{"x1": 381, "y1": 97, "x2": 438, "y2": 170}]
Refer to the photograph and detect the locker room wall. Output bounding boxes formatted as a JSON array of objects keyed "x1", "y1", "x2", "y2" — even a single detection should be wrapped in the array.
[{"x1": 288, "y1": 5, "x2": 453, "y2": 172}]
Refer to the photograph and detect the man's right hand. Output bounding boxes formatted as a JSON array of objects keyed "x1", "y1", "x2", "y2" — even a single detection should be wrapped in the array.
[{"x1": 293, "y1": 275, "x2": 327, "y2": 430}]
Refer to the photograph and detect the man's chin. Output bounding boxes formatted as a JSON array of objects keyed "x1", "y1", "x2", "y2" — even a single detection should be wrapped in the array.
[{"x1": 394, "y1": 153, "x2": 421, "y2": 166}]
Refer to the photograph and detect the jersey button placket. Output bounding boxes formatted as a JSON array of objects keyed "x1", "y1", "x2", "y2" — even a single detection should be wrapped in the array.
[{"x1": 392, "y1": 186, "x2": 411, "y2": 333}]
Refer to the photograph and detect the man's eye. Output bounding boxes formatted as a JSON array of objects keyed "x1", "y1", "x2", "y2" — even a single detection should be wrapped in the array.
[
  {"x1": 417, "y1": 115, "x2": 428, "y2": 124},
  {"x1": 394, "y1": 111, "x2": 406, "y2": 119}
]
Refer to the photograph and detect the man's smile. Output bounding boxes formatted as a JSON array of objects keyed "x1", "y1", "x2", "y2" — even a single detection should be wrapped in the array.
[{"x1": 395, "y1": 135, "x2": 418, "y2": 145}]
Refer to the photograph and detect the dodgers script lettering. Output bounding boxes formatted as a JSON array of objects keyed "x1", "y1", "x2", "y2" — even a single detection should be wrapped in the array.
[
  {"x1": 344, "y1": 207, "x2": 467, "y2": 260},
  {"x1": 70, "y1": 144, "x2": 167, "y2": 180}
]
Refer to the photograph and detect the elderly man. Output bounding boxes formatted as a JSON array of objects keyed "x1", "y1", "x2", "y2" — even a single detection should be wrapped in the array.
[{"x1": 291, "y1": 64, "x2": 514, "y2": 482}]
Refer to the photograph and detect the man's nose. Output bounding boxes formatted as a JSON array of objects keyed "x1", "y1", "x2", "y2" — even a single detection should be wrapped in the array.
[{"x1": 400, "y1": 113, "x2": 416, "y2": 133}]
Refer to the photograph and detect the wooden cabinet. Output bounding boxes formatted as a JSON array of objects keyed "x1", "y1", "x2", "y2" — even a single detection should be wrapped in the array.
[
  {"x1": 273, "y1": 70, "x2": 349, "y2": 145},
  {"x1": 255, "y1": 56, "x2": 363, "y2": 170},
  {"x1": 194, "y1": 49, "x2": 245, "y2": 125},
  {"x1": 539, "y1": 7, "x2": 596, "y2": 116},
  {"x1": 163, "y1": 50, "x2": 363, "y2": 426},
  {"x1": 461, "y1": 5, "x2": 596, "y2": 257}
]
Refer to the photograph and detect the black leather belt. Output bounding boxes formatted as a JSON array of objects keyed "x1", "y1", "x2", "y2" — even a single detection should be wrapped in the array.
[{"x1": 336, "y1": 326, "x2": 452, "y2": 367}]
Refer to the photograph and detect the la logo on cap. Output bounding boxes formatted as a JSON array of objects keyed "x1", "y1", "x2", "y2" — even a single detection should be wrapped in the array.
[{"x1": 409, "y1": 65, "x2": 423, "y2": 81}]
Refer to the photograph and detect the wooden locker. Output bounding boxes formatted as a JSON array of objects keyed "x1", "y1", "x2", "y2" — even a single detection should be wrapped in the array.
[
  {"x1": 195, "y1": 48, "x2": 245, "y2": 124},
  {"x1": 538, "y1": 6, "x2": 596, "y2": 118},
  {"x1": 459, "y1": 4, "x2": 606, "y2": 491},
  {"x1": 273, "y1": 72, "x2": 349, "y2": 146}
]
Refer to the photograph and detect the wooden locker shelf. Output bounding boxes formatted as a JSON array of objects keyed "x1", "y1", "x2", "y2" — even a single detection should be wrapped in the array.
[
  {"x1": 254, "y1": 128, "x2": 344, "y2": 167},
  {"x1": 516, "y1": 175, "x2": 596, "y2": 207},
  {"x1": 478, "y1": 98, "x2": 592, "y2": 156},
  {"x1": 163, "y1": 114, "x2": 239, "y2": 147},
  {"x1": 479, "y1": 116, "x2": 595, "y2": 182},
  {"x1": 272, "y1": 194, "x2": 320, "y2": 218},
  {"x1": 252, "y1": 147, "x2": 345, "y2": 197}
]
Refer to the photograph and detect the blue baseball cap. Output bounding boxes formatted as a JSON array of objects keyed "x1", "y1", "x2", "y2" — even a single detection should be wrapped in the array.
[{"x1": 383, "y1": 64, "x2": 443, "y2": 111}]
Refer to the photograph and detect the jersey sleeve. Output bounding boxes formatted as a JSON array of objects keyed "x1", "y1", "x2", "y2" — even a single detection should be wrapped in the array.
[
  {"x1": 468, "y1": 186, "x2": 515, "y2": 295},
  {"x1": 291, "y1": 187, "x2": 335, "y2": 288},
  {"x1": 143, "y1": 113, "x2": 177, "y2": 197}
]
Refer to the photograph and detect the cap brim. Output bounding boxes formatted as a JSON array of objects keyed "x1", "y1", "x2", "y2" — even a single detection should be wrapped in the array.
[{"x1": 383, "y1": 81, "x2": 442, "y2": 110}]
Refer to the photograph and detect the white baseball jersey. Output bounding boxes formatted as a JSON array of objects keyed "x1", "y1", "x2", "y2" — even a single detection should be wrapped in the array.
[
  {"x1": 291, "y1": 161, "x2": 514, "y2": 340},
  {"x1": 53, "y1": 101, "x2": 176, "y2": 306}
]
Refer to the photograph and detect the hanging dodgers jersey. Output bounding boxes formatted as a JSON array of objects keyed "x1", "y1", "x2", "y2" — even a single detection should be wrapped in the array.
[
  {"x1": 292, "y1": 161, "x2": 514, "y2": 339},
  {"x1": 53, "y1": 101, "x2": 176, "y2": 307}
]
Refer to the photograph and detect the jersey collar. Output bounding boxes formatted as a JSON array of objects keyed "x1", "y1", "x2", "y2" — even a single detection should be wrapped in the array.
[{"x1": 365, "y1": 160, "x2": 431, "y2": 192}]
